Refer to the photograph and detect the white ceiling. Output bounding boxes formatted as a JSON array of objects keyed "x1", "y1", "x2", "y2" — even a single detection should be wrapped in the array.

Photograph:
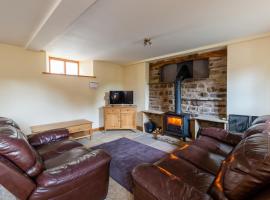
[
  {"x1": 1, "y1": 0, "x2": 270, "y2": 64},
  {"x1": 0, "y1": 0, "x2": 56, "y2": 46}
]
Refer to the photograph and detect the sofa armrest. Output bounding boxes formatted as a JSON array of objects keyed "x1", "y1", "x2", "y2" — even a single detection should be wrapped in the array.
[
  {"x1": 28, "y1": 128, "x2": 69, "y2": 147},
  {"x1": 36, "y1": 149, "x2": 111, "y2": 187},
  {"x1": 199, "y1": 127, "x2": 243, "y2": 146},
  {"x1": 0, "y1": 156, "x2": 36, "y2": 200},
  {"x1": 132, "y1": 164, "x2": 212, "y2": 200}
]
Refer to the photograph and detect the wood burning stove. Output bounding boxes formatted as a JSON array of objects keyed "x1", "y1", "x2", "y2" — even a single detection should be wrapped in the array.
[
  {"x1": 163, "y1": 62, "x2": 191, "y2": 140},
  {"x1": 164, "y1": 112, "x2": 190, "y2": 141}
]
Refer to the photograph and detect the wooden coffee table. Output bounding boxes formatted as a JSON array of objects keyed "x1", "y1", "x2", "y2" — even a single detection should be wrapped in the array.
[{"x1": 31, "y1": 119, "x2": 93, "y2": 140}]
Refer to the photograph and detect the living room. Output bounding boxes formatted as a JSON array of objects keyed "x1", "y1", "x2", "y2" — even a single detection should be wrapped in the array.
[{"x1": 1, "y1": 1, "x2": 270, "y2": 200}]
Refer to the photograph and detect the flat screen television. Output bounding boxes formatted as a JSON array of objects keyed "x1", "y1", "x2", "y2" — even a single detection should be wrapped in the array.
[{"x1": 109, "y1": 91, "x2": 133, "y2": 104}]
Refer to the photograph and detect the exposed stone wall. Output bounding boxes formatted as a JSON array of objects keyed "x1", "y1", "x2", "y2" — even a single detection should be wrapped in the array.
[
  {"x1": 149, "y1": 56, "x2": 227, "y2": 117},
  {"x1": 149, "y1": 83, "x2": 175, "y2": 111}
]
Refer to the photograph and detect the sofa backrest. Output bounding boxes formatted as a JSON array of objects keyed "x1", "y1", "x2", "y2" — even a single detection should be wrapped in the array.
[
  {"x1": 210, "y1": 132, "x2": 270, "y2": 200},
  {"x1": 251, "y1": 115, "x2": 270, "y2": 126},
  {"x1": 200, "y1": 127, "x2": 243, "y2": 146},
  {"x1": 0, "y1": 117, "x2": 20, "y2": 129},
  {"x1": 0, "y1": 125, "x2": 44, "y2": 177},
  {"x1": 244, "y1": 123, "x2": 270, "y2": 138}
]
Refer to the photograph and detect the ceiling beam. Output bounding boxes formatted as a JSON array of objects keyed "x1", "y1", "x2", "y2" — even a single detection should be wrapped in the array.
[
  {"x1": 25, "y1": 0, "x2": 97, "y2": 51},
  {"x1": 24, "y1": 0, "x2": 62, "y2": 49},
  {"x1": 150, "y1": 49, "x2": 227, "y2": 67}
]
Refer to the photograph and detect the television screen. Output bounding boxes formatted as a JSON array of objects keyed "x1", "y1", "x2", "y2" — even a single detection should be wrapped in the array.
[{"x1": 109, "y1": 91, "x2": 133, "y2": 104}]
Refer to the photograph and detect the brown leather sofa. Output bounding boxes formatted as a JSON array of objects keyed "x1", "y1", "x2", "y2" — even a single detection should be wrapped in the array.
[
  {"x1": 0, "y1": 117, "x2": 111, "y2": 200},
  {"x1": 132, "y1": 115, "x2": 270, "y2": 200}
]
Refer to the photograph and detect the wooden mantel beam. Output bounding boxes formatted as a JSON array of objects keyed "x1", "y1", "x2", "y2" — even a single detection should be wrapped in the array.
[{"x1": 150, "y1": 49, "x2": 227, "y2": 67}]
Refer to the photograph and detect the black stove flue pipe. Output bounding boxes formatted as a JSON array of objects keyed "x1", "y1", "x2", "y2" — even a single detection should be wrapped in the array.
[
  {"x1": 175, "y1": 62, "x2": 192, "y2": 114},
  {"x1": 175, "y1": 80, "x2": 182, "y2": 114}
]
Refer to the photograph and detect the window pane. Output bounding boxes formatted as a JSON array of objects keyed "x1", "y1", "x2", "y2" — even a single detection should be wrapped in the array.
[
  {"x1": 50, "y1": 59, "x2": 64, "y2": 74},
  {"x1": 66, "y1": 62, "x2": 79, "y2": 75}
]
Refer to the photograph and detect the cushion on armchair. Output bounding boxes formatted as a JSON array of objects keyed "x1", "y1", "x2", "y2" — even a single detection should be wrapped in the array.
[
  {"x1": 210, "y1": 132, "x2": 270, "y2": 200},
  {"x1": 200, "y1": 127, "x2": 243, "y2": 146},
  {"x1": 244, "y1": 122, "x2": 270, "y2": 138},
  {"x1": 251, "y1": 115, "x2": 270, "y2": 126},
  {"x1": 0, "y1": 125, "x2": 44, "y2": 177},
  {"x1": 37, "y1": 149, "x2": 111, "y2": 187},
  {"x1": 0, "y1": 117, "x2": 20, "y2": 129},
  {"x1": 28, "y1": 128, "x2": 69, "y2": 147}
]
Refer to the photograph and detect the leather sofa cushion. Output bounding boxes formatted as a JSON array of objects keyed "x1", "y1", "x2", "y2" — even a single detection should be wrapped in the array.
[
  {"x1": 28, "y1": 128, "x2": 69, "y2": 147},
  {"x1": 30, "y1": 149, "x2": 111, "y2": 200},
  {"x1": 36, "y1": 139, "x2": 82, "y2": 161},
  {"x1": 244, "y1": 123, "x2": 270, "y2": 138},
  {"x1": 251, "y1": 115, "x2": 270, "y2": 126},
  {"x1": 210, "y1": 133, "x2": 270, "y2": 200},
  {"x1": 0, "y1": 156, "x2": 36, "y2": 200},
  {"x1": 157, "y1": 155, "x2": 215, "y2": 193},
  {"x1": 44, "y1": 147, "x2": 89, "y2": 169},
  {"x1": 0, "y1": 125, "x2": 44, "y2": 177},
  {"x1": 200, "y1": 127, "x2": 243, "y2": 146},
  {"x1": 175, "y1": 145, "x2": 225, "y2": 175},
  {"x1": 132, "y1": 164, "x2": 213, "y2": 200},
  {"x1": 0, "y1": 117, "x2": 20, "y2": 129},
  {"x1": 193, "y1": 136, "x2": 233, "y2": 157}
]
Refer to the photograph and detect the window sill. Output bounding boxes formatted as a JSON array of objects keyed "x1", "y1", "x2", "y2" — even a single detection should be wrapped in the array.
[{"x1": 42, "y1": 72, "x2": 96, "y2": 78}]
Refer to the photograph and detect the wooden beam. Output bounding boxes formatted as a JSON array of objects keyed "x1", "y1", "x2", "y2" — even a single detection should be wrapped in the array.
[
  {"x1": 150, "y1": 49, "x2": 227, "y2": 67},
  {"x1": 42, "y1": 72, "x2": 96, "y2": 78}
]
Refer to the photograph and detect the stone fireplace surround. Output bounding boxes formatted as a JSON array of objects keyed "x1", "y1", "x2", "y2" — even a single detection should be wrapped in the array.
[{"x1": 148, "y1": 50, "x2": 227, "y2": 118}]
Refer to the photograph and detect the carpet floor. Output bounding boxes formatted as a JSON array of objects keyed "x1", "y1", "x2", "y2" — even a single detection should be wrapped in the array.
[{"x1": 91, "y1": 137, "x2": 167, "y2": 192}]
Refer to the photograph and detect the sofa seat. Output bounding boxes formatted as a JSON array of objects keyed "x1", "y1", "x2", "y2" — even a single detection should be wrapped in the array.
[
  {"x1": 44, "y1": 147, "x2": 89, "y2": 169},
  {"x1": 174, "y1": 144, "x2": 225, "y2": 175},
  {"x1": 157, "y1": 155, "x2": 215, "y2": 193},
  {"x1": 36, "y1": 139, "x2": 82, "y2": 161},
  {"x1": 192, "y1": 135, "x2": 234, "y2": 157},
  {"x1": 31, "y1": 149, "x2": 111, "y2": 200}
]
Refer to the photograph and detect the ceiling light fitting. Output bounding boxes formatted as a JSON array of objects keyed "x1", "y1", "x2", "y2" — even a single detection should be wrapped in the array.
[{"x1": 144, "y1": 38, "x2": 152, "y2": 47}]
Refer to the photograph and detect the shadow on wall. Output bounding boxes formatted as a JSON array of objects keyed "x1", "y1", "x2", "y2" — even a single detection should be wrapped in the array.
[
  {"x1": 104, "y1": 92, "x2": 110, "y2": 105},
  {"x1": 137, "y1": 111, "x2": 143, "y2": 128},
  {"x1": 98, "y1": 92, "x2": 111, "y2": 128},
  {"x1": 98, "y1": 107, "x2": 104, "y2": 128}
]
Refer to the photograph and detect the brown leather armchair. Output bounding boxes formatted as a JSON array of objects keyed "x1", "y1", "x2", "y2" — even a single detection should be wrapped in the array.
[
  {"x1": 132, "y1": 115, "x2": 270, "y2": 200},
  {"x1": 0, "y1": 117, "x2": 111, "y2": 200}
]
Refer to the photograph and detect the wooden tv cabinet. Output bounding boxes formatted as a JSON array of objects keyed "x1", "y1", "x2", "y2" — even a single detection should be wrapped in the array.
[{"x1": 104, "y1": 105, "x2": 136, "y2": 131}]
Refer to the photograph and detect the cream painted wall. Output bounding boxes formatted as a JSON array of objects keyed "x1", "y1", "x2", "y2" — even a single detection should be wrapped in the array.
[
  {"x1": 227, "y1": 36, "x2": 270, "y2": 116},
  {"x1": 79, "y1": 60, "x2": 94, "y2": 76},
  {"x1": 4, "y1": 35, "x2": 270, "y2": 134},
  {"x1": 123, "y1": 62, "x2": 149, "y2": 127},
  {"x1": 0, "y1": 44, "x2": 124, "y2": 134}
]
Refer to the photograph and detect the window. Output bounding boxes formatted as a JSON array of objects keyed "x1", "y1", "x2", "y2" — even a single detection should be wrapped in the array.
[{"x1": 49, "y1": 57, "x2": 79, "y2": 76}]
